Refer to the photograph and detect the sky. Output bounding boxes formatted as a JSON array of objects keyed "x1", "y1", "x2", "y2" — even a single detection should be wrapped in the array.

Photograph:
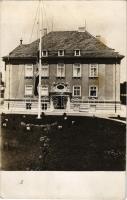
[{"x1": 0, "y1": 0, "x2": 126, "y2": 82}]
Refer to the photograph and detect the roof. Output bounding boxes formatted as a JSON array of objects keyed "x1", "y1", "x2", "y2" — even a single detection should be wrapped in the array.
[{"x1": 3, "y1": 30, "x2": 124, "y2": 59}]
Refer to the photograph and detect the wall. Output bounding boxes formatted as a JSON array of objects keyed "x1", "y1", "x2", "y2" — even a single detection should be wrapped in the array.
[{"x1": 4, "y1": 62, "x2": 120, "y2": 103}]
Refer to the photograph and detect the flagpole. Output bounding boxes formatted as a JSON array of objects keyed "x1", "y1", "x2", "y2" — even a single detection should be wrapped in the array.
[{"x1": 38, "y1": 0, "x2": 42, "y2": 119}]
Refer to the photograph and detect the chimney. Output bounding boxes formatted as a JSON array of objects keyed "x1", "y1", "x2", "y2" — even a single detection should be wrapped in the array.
[
  {"x1": 78, "y1": 27, "x2": 86, "y2": 32},
  {"x1": 43, "y1": 28, "x2": 47, "y2": 36},
  {"x1": 20, "y1": 38, "x2": 23, "y2": 45},
  {"x1": 96, "y1": 35, "x2": 107, "y2": 44},
  {"x1": 96, "y1": 35, "x2": 101, "y2": 40}
]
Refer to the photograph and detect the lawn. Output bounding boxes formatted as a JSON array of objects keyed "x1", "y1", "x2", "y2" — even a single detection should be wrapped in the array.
[{"x1": 1, "y1": 114, "x2": 126, "y2": 171}]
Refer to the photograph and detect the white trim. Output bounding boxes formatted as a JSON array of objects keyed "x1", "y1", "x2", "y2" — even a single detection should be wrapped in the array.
[
  {"x1": 42, "y1": 50, "x2": 48, "y2": 57},
  {"x1": 57, "y1": 63, "x2": 65, "y2": 77},
  {"x1": 74, "y1": 49, "x2": 81, "y2": 56},
  {"x1": 73, "y1": 63, "x2": 82, "y2": 77},
  {"x1": 73, "y1": 85, "x2": 81, "y2": 97},
  {"x1": 58, "y1": 50, "x2": 64, "y2": 56},
  {"x1": 89, "y1": 85, "x2": 98, "y2": 97}
]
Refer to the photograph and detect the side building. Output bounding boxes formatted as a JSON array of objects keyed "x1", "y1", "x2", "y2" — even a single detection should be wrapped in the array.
[
  {"x1": 0, "y1": 72, "x2": 5, "y2": 104},
  {"x1": 120, "y1": 82, "x2": 127, "y2": 105},
  {"x1": 3, "y1": 28, "x2": 124, "y2": 114}
]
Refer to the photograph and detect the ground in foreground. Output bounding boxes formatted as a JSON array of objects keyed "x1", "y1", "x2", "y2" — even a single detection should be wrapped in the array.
[{"x1": 1, "y1": 114, "x2": 126, "y2": 171}]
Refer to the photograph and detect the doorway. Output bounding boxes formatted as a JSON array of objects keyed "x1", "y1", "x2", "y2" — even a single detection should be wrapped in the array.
[{"x1": 52, "y1": 96, "x2": 67, "y2": 109}]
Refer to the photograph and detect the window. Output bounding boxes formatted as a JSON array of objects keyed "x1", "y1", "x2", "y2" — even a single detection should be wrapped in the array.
[
  {"x1": 41, "y1": 85, "x2": 48, "y2": 96},
  {"x1": 25, "y1": 64, "x2": 33, "y2": 77},
  {"x1": 57, "y1": 64, "x2": 65, "y2": 77},
  {"x1": 89, "y1": 86, "x2": 98, "y2": 97},
  {"x1": 41, "y1": 64, "x2": 49, "y2": 77},
  {"x1": 25, "y1": 85, "x2": 33, "y2": 96},
  {"x1": 26, "y1": 103, "x2": 32, "y2": 110},
  {"x1": 74, "y1": 49, "x2": 80, "y2": 56},
  {"x1": 1, "y1": 91, "x2": 4, "y2": 98},
  {"x1": 41, "y1": 103, "x2": 47, "y2": 110},
  {"x1": 42, "y1": 50, "x2": 48, "y2": 57},
  {"x1": 73, "y1": 64, "x2": 81, "y2": 77},
  {"x1": 89, "y1": 64, "x2": 98, "y2": 77},
  {"x1": 58, "y1": 50, "x2": 64, "y2": 56},
  {"x1": 73, "y1": 86, "x2": 81, "y2": 96}
]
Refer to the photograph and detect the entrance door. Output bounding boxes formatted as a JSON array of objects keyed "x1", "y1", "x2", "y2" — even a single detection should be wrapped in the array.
[{"x1": 52, "y1": 96, "x2": 67, "y2": 109}]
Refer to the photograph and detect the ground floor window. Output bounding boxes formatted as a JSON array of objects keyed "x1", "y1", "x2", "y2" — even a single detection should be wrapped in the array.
[
  {"x1": 73, "y1": 86, "x2": 81, "y2": 96},
  {"x1": 89, "y1": 86, "x2": 98, "y2": 97},
  {"x1": 41, "y1": 64, "x2": 49, "y2": 77},
  {"x1": 26, "y1": 103, "x2": 32, "y2": 109},
  {"x1": 41, "y1": 103, "x2": 47, "y2": 110}
]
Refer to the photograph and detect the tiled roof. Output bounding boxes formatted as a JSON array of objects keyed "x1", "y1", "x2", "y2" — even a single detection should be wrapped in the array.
[{"x1": 3, "y1": 30, "x2": 124, "y2": 59}]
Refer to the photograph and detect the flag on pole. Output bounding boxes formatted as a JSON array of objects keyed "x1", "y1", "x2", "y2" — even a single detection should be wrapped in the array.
[{"x1": 34, "y1": 70, "x2": 39, "y2": 96}]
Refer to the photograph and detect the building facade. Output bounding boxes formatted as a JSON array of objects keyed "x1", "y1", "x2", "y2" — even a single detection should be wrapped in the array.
[{"x1": 3, "y1": 29, "x2": 124, "y2": 114}]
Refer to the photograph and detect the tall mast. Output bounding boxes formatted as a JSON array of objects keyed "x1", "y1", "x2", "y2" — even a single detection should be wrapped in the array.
[{"x1": 37, "y1": 0, "x2": 42, "y2": 119}]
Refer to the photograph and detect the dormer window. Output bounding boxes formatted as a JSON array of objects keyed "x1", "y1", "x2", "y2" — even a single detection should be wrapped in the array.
[
  {"x1": 58, "y1": 50, "x2": 64, "y2": 56},
  {"x1": 74, "y1": 49, "x2": 80, "y2": 56},
  {"x1": 42, "y1": 50, "x2": 48, "y2": 57}
]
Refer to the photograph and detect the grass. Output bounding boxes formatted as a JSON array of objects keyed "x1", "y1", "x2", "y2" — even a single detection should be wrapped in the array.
[{"x1": 1, "y1": 114, "x2": 126, "y2": 171}]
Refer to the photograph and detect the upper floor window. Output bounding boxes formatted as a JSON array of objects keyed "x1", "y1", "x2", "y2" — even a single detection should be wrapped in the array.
[
  {"x1": 74, "y1": 49, "x2": 81, "y2": 56},
  {"x1": 58, "y1": 50, "x2": 64, "y2": 56},
  {"x1": 89, "y1": 85, "x2": 98, "y2": 97},
  {"x1": 57, "y1": 63, "x2": 65, "y2": 78},
  {"x1": 42, "y1": 50, "x2": 48, "y2": 57},
  {"x1": 25, "y1": 85, "x2": 33, "y2": 96},
  {"x1": 41, "y1": 85, "x2": 48, "y2": 96},
  {"x1": 73, "y1": 63, "x2": 81, "y2": 77},
  {"x1": 25, "y1": 64, "x2": 33, "y2": 77},
  {"x1": 89, "y1": 64, "x2": 98, "y2": 77},
  {"x1": 73, "y1": 85, "x2": 81, "y2": 97},
  {"x1": 41, "y1": 64, "x2": 49, "y2": 77}
]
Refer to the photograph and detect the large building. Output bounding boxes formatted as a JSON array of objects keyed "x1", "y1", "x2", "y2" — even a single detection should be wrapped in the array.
[{"x1": 3, "y1": 28, "x2": 124, "y2": 114}]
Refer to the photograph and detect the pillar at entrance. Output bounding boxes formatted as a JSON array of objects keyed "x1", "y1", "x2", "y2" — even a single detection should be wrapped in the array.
[
  {"x1": 66, "y1": 96, "x2": 70, "y2": 112},
  {"x1": 50, "y1": 97, "x2": 54, "y2": 111}
]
